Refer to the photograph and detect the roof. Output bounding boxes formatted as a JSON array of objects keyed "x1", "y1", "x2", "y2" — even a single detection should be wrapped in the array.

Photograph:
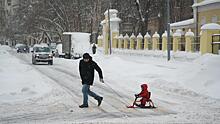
[
  {"x1": 63, "y1": 32, "x2": 90, "y2": 36},
  {"x1": 201, "y1": 23, "x2": 220, "y2": 30},
  {"x1": 192, "y1": 0, "x2": 220, "y2": 7},
  {"x1": 170, "y1": 19, "x2": 194, "y2": 29},
  {"x1": 101, "y1": 17, "x2": 121, "y2": 24},
  {"x1": 104, "y1": 9, "x2": 118, "y2": 15},
  {"x1": 33, "y1": 43, "x2": 49, "y2": 48}
]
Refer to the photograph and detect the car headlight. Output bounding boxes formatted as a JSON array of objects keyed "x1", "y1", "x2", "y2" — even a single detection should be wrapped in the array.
[
  {"x1": 35, "y1": 54, "x2": 39, "y2": 57},
  {"x1": 49, "y1": 54, "x2": 53, "y2": 58}
]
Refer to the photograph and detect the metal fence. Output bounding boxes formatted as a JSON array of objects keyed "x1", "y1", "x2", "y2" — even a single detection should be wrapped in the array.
[
  {"x1": 180, "y1": 37, "x2": 185, "y2": 51},
  {"x1": 193, "y1": 36, "x2": 200, "y2": 52},
  {"x1": 212, "y1": 34, "x2": 220, "y2": 54}
]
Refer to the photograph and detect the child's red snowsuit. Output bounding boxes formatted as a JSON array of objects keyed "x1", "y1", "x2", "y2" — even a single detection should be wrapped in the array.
[{"x1": 136, "y1": 84, "x2": 150, "y2": 106}]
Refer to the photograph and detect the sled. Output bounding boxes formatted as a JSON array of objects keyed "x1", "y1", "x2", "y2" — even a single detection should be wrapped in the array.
[{"x1": 126, "y1": 105, "x2": 156, "y2": 109}]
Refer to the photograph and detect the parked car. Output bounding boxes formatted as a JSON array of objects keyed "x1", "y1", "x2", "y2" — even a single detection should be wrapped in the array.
[
  {"x1": 15, "y1": 44, "x2": 29, "y2": 53},
  {"x1": 31, "y1": 44, "x2": 53, "y2": 65}
]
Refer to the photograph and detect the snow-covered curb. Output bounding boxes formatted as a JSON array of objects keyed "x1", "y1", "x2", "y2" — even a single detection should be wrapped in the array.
[{"x1": 0, "y1": 46, "x2": 53, "y2": 103}]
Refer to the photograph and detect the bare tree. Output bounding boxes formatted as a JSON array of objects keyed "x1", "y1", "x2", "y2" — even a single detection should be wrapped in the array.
[
  {"x1": 135, "y1": 0, "x2": 153, "y2": 35},
  {"x1": 3, "y1": 0, "x2": 193, "y2": 43}
]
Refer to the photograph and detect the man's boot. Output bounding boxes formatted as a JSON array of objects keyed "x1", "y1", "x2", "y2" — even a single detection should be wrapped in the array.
[
  {"x1": 97, "y1": 97, "x2": 103, "y2": 106},
  {"x1": 79, "y1": 104, "x2": 88, "y2": 108}
]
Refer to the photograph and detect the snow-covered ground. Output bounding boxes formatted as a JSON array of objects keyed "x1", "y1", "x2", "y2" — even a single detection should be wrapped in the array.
[
  {"x1": 0, "y1": 45, "x2": 220, "y2": 124},
  {"x1": 0, "y1": 46, "x2": 52, "y2": 103}
]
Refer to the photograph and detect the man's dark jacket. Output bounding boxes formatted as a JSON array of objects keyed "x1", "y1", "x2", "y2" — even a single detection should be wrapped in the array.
[{"x1": 79, "y1": 57, "x2": 103, "y2": 85}]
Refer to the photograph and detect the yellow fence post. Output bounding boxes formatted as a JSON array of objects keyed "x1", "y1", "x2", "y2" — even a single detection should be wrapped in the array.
[
  {"x1": 173, "y1": 31, "x2": 181, "y2": 52},
  {"x1": 137, "y1": 33, "x2": 143, "y2": 50},
  {"x1": 162, "y1": 31, "x2": 167, "y2": 51},
  {"x1": 97, "y1": 35, "x2": 103, "y2": 47},
  {"x1": 113, "y1": 35, "x2": 118, "y2": 48},
  {"x1": 200, "y1": 23, "x2": 220, "y2": 54},
  {"x1": 124, "y1": 34, "x2": 129, "y2": 49},
  {"x1": 200, "y1": 30, "x2": 220, "y2": 54},
  {"x1": 118, "y1": 34, "x2": 124, "y2": 49},
  {"x1": 104, "y1": 30, "x2": 109, "y2": 55},
  {"x1": 130, "y1": 33, "x2": 136, "y2": 49},
  {"x1": 152, "y1": 32, "x2": 160, "y2": 50},
  {"x1": 144, "y1": 32, "x2": 151, "y2": 50},
  {"x1": 185, "y1": 29, "x2": 194, "y2": 52}
]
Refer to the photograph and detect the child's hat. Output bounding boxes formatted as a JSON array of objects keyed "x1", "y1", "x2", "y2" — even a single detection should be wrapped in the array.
[{"x1": 141, "y1": 84, "x2": 148, "y2": 89}]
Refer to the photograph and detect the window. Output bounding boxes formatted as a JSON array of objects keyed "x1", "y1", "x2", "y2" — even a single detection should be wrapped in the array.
[
  {"x1": 0, "y1": 11, "x2": 2, "y2": 17},
  {"x1": 201, "y1": 16, "x2": 206, "y2": 26},
  {"x1": 35, "y1": 47, "x2": 50, "y2": 52},
  {"x1": 212, "y1": 16, "x2": 218, "y2": 23},
  {"x1": 7, "y1": 0, "x2": 11, "y2": 6},
  {"x1": 0, "y1": 1, "x2": 3, "y2": 6}
]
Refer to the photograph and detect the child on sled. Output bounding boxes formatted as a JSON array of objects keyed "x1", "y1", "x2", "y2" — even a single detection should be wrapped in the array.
[{"x1": 128, "y1": 83, "x2": 155, "y2": 108}]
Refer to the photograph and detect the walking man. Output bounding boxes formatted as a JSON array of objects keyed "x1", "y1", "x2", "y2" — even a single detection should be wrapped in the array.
[{"x1": 79, "y1": 53, "x2": 104, "y2": 108}]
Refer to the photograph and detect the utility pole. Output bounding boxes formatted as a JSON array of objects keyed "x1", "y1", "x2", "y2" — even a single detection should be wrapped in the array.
[
  {"x1": 68, "y1": 34, "x2": 72, "y2": 59},
  {"x1": 195, "y1": 6, "x2": 199, "y2": 51},
  {"x1": 167, "y1": 0, "x2": 171, "y2": 61},
  {"x1": 108, "y1": 1, "x2": 112, "y2": 54}
]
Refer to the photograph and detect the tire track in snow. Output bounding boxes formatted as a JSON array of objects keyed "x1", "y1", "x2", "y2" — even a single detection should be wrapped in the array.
[
  {"x1": 53, "y1": 66, "x2": 176, "y2": 116},
  {"x1": 30, "y1": 65, "x2": 135, "y2": 120},
  {"x1": 45, "y1": 66, "x2": 138, "y2": 117}
]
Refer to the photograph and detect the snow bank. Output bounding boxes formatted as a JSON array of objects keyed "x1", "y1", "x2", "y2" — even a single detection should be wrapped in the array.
[
  {"x1": 0, "y1": 45, "x2": 11, "y2": 50},
  {"x1": 189, "y1": 54, "x2": 220, "y2": 99},
  {"x1": 109, "y1": 48, "x2": 200, "y2": 61},
  {"x1": 0, "y1": 46, "x2": 52, "y2": 103}
]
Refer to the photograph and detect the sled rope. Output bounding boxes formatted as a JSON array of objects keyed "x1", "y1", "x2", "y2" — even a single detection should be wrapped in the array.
[{"x1": 104, "y1": 83, "x2": 130, "y2": 105}]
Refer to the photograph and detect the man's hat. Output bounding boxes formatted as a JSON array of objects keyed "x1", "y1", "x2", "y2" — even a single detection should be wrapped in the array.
[{"x1": 83, "y1": 53, "x2": 91, "y2": 59}]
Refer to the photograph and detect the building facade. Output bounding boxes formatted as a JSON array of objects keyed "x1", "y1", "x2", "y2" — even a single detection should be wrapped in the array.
[
  {"x1": 171, "y1": 0, "x2": 220, "y2": 36},
  {"x1": 193, "y1": 0, "x2": 220, "y2": 33}
]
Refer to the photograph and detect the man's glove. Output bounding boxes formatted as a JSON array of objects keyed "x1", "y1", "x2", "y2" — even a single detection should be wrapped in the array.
[
  {"x1": 135, "y1": 94, "x2": 139, "y2": 98},
  {"x1": 100, "y1": 78, "x2": 104, "y2": 83}
]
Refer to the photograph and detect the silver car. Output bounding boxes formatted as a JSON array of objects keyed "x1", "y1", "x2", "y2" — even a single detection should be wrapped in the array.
[{"x1": 32, "y1": 45, "x2": 53, "y2": 65}]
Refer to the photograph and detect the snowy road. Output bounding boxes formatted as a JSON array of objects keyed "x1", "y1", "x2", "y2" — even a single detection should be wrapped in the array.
[{"x1": 1, "y1": 47, "x2": 220, "y2": 123}]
